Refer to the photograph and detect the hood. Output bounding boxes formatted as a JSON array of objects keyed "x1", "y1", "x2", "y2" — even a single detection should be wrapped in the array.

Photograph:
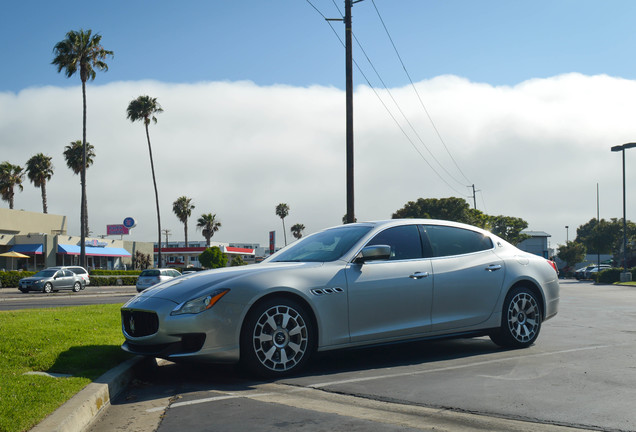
[
  {"x1": 135, "y1": 262, "x2": 323, "y2": 304},
  {"x1": 20, "y1": 276, "x2": 47, "y2": 282}
]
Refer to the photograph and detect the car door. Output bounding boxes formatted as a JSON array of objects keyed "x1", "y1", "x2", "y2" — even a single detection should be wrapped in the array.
[
  {"x1": 424, "y1": 225, "x2": 506, "y2": 331},
  {"x1": 345, "y1": 225, "x2": 433, "y2": 343},
  {"x1": 53, "y1": 270, "x2": 72, "y2": 289}
]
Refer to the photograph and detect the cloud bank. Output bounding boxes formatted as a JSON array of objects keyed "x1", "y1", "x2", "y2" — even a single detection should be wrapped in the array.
[{"x1": 1, "y1": 73, "x2": 635, "y2": 249}]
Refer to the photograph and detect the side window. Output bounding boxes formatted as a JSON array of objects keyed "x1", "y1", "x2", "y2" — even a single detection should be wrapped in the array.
[
  {"x1": 366, "y1": 225, "x2": 423, "y2": 261},
  {"x1": 424, "y1": 225, "x2": 493, "y2": 257}
]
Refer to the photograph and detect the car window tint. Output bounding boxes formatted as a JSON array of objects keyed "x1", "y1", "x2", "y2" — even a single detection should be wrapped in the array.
[
  {"x1": 424, "y1": 225, "x2": 493, "y2": 257},
  {"x1": 366, "y1": 225, "x2": 422, "y2": 260}
]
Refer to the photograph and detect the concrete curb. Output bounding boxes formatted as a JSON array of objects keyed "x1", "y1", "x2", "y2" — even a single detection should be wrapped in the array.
[{"x1": 31, "y1": 356, "x2": 152, "y2": 432}]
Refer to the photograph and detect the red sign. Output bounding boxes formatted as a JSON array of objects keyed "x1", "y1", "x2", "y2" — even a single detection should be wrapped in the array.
[{"x1": 107, "y1": 225, "x2": 130, "y2": 235}]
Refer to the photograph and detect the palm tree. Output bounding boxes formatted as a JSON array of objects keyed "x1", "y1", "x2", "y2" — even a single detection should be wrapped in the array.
[
  {"x1": 127, "y1": 95, "x2": 164, "y2": 266},
  {"x1": 63, "y1": 140, "x2": 95, "y2": 236},
  {"x1": 197, "y1": 213, "x2": 222, "y2": 248},
  {"x1": 0, "y1": 162, "x2": 24, "y2": 209},
  {"x1": 173, "y1": 196, "x2": 195, "y2": 266},
  {"x1": 25, "y1": 154, "x2": 54, "y2": 213},
  {"x1": 53, "y1": 28, "x2": 113, "y2": 266},
  {"x1": 275, "y1": 203, "x2": 290, "y2": 246},
  {"x1": 291, "y1": 223, "x2": 305, "y2": 240}
]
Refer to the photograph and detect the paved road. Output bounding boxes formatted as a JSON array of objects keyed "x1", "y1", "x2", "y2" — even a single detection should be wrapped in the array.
[
  {"x1": 88, "y1": 280, "x2": 636, "y2": 432},
  {"x1": 0, "y1": 285, "x2": 137, "y2": 310}
]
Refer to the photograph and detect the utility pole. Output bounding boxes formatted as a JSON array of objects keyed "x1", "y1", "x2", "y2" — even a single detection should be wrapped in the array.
[
  {"x1": 345, "y1": 0, "x2": 355, "y2": 224},
  {"x1": 162, "y1": 228, "x2": 171, "y2": 249}
]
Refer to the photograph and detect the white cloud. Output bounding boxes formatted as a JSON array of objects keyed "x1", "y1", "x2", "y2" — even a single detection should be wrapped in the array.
[{"x1": 1, "y1": 74, "x2": 635, "y2": 249}]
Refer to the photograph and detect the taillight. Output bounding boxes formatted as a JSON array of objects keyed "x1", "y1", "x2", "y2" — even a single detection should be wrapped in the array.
[{"x1": 547, "y1": 260, "x2": 558, "y2": 274}]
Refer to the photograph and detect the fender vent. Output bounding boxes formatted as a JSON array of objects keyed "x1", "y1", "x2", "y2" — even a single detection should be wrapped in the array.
[{"x1": 311, "y1": 287, "x2": 344, "y2": 296}]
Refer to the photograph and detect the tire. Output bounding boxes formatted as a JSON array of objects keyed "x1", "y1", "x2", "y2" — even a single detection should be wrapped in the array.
[
  {"x1": 490, "y1": 286, "x2": 542, "y2": 348},
  {"x1": 240, "y1": 297, "x2": 315, "y2": 378},
  {"x1": 43, "y1": 283, "x2": 53, "y2": 294},
  {"x1": 72, "y1": 282, "x2": 81, "y2": 292}
]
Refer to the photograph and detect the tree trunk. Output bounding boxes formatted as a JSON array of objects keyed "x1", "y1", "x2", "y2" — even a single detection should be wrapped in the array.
[
  {"x1": 41, "y1": 182, "x2": 47, "y2": 213},
  {"x1": 80, "y1": 80, "x2": 87, "y2": 268},
  {"x1": 146, "y1": 123, "x2": 162, "y2": 268}
]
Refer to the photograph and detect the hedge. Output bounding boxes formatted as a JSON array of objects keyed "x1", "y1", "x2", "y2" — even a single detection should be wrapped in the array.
[
  {"x1": 0, "y1": 271, "x2": 138, "y2": 288},
  {"x1": 595, "y1": 267, "x2": 636, "y2": 284},
  {"x1": 0, "y1": 271, "x2": 36, "y2": 288},
  {"x1": 90, "y1": 269, "x2": 142, "y2": 276}
]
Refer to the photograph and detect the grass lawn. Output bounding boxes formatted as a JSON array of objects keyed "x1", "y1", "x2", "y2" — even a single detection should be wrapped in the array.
[{"x1": 0, "y1": 304, "x2": 133, "y2": 432}]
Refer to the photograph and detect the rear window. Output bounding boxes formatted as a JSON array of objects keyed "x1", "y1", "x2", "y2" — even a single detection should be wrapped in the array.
[{"x1": 140, "y1": 270, "x2": 160, "y2": 277}]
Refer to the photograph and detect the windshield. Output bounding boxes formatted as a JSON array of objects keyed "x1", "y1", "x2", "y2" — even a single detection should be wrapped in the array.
[
  {"x1": 34, "y1": 270, "x2": 56, "y2": 277},
  {"x1": 269, "y1": 225, "x2": 372, "y2": 263}
]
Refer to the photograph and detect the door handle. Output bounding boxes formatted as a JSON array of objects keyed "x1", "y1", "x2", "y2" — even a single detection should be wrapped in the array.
[
  {"x1": 409, "y1": 272, "x2": 429, "y2": 279},
  {"x1": 485, "y1": 264, "x2": 502, "y2": 272}
]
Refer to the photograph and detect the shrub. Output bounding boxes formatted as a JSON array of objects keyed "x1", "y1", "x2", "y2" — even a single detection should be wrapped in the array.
[
  {"x1": 595, "y1": 267, "x2": 636, "y2": 284},
  {"x1": 89, "y1": 276, "x2": 138, "y2": 286},
  {"x1": 0, "y1": 271, "x2": 36, "y2": 288},
  {"x1": 89, "y1": 269, "x2": 142, "y2": 276}
]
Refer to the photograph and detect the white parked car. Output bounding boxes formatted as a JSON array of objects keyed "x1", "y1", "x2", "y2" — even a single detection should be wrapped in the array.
[{"x1": 136, "y1": 268, "x2": 182, "y2": 292}]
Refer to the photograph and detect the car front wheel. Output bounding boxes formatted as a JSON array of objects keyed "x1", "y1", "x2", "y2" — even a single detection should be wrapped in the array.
[
  {"x1": 490, "y1": 286, "x2": 542, "y2": 348},
  {"x1": 43, "y1": 283, "x2": 53, "y2": 294},
  {"x1": 240, "y1": 297, "x2": 315, "y2": 378}
]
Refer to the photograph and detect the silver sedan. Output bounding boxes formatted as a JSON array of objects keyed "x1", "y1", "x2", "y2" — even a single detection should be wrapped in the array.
[{"x1": 121, "y1": 219, "x2": 560, "y2": 377}]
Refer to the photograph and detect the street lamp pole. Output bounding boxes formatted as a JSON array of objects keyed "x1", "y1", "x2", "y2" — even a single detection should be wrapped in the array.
[
  {"x1": 565, "y1": 225, "x2": 569, "y2": 243},
  {"x1": 611, "y1": 142, "x2": 636, "y2": 281}
]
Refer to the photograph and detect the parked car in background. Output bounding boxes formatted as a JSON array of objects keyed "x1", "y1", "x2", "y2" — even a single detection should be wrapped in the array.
[
  {"x1": 575, "y1": 266, "x2": 594, "y2": 280},
  {"x1": 586, "y1": 265, "x2": 611, "y2": 279},
  {"x1": 19, "y1": 268, "x2": 84, "y2": 293},
  {"x1": 136, "y1": 268, "x2": 182, "y2": 292},
  {"x1": 122, "y1": 219, "x2": 560, "y2": 378},
  {"x1": 48, "y1": 266, "x2": 90, "y2": 288}
]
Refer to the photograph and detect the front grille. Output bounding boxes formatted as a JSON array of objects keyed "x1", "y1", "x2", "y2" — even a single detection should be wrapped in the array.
[{"x1": 122, "y1": 310, "x2": 159, "y2": 337}]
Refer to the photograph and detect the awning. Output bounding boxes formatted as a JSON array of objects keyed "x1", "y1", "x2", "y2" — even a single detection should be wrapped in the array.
[
  {"x1": 10, "y1": 244, "x2": 43, "y2": 254},
  {"x1": 58, "y1": 244, "x2": 131, "y2": 257}
]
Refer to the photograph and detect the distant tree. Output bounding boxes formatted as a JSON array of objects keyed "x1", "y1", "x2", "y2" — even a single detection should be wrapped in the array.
[
  {"x1": 0, "y1": 162, "x2": 24, "y2": 209},
  {"x1": 392, "y1": 197, "x2": 530, "y2": 244},
  {"x1": 291, "y1": 223, "x2": 305, "y2": 240},
  {"x1": 133, "y1": 251, "x2": 151, "y2": 270},
  {"x1": 63, "y1": 140, "x2": 95, "y2": 236},
  {"x1": 199, "y1": 246, "x2": 228, "y2": 269},
  {"x1": 197, "y1": 213, "x2": 221, "y2": 248},
  {"x1": 342, "y1": 214, "x2": 358, "y2": 224},
  {"x1": 392, "y1": 197, "x2": 474, "y2": 223},
  {"x1": 557, "y1": 241, "x2": 587, "y2": 270},
  {"x1": 127, "y1": 95, "x2": 164, "y2": 266},
  {"x1": 276, "y1": 203, "x2": 289, "y2": 246},
  {"x1": 231, "y1": 255, "x2": 248, "y2": 266},
  {"x1": 489, "y1": 215, "x2": 531, "y2": 245},
  {"x1": 173, "y1": 196, "x2": 195, "y2": 265},
  {"x1": 53, "y1": 28, "x2": 113, "y2": 267},
  {"x1": 25, "y1": 153, "x2": 54, "y2": 213}
]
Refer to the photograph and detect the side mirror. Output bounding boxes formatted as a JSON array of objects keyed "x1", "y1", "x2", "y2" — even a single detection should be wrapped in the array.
[{"x1": 354, "y1": 245, "x2": 391, "y2": 264}]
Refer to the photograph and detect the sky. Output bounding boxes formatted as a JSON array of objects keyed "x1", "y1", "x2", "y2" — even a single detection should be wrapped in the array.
[{"x1": 2, "y1": 0, "x2": 636, "y2": 251}]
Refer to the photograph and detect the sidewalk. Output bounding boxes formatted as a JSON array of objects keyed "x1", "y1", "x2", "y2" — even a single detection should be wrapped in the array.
[{"x1": 31, "y1": 356, "x2": 154, "y2": 432}]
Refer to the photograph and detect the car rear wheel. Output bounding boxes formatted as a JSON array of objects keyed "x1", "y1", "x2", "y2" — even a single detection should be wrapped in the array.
[
  {"x1": 490, "y1": 286, "x2": 542, "y2": 348},
  {"x1": 240, "y1": 297, "x2": 315, "y2": 378},
  {"x1": 72, "y1": 282, "x2": 81, "y2": 292},
  {"x1": 43, "y1": 283, "x2": 53, "y2": 294}
]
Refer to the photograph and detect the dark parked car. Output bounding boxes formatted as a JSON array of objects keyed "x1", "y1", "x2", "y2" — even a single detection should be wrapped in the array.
[{"x1": 19, "y1": 268, "x2": 84, "y2": 293}]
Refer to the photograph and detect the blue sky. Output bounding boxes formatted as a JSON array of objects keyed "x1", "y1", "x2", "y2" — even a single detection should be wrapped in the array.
[
  {"x1": 2, "y1": 1, "x2": 636, "y2": 250},
  {"x1": 4, "y1": 1, "x2": 636, "y2": 92}
]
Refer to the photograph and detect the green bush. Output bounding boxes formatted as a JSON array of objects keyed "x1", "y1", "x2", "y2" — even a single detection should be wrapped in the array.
[
  {"x1": 89, "y1": 276, "x2": 138, "y2": 286},
  {"x1": 0, "y1": 271, "x2": 36, "y2": 288},
  {"x1": 595, "y1": 267, "x2": 636, "y2": 284},
  {"x1": 89, "y1": 269, "x2": 142, "y2": 276}
]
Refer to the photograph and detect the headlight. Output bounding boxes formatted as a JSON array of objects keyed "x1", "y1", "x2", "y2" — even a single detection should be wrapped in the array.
[{"x1": 170, "y1": 289, "x2": 230, "y2": 316}]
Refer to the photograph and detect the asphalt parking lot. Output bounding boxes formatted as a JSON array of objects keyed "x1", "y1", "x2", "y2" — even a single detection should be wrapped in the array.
[{"x1": 86, "y1": 280, "x2": 636, "y2": 432}]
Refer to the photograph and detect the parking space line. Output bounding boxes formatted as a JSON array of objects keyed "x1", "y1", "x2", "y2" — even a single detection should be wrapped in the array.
[{"x1": 307, "y1": 344, "x2": 617, "y2": 388}]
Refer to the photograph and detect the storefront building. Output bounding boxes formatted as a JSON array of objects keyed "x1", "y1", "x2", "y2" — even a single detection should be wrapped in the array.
[{"x1": 0, "y1": 208, "x2": 152, "y2": 271}]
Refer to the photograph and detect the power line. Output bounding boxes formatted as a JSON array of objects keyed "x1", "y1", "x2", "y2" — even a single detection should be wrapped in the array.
[
  {"x1": 370, "y1": 0, "x2": 473, "y2": 186},
  {"x1": 306, "y1": 0, "x2": 467, "y2": 196}
]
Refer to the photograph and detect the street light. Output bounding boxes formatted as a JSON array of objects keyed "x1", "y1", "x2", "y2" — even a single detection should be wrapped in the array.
[
  {"x1": 610, "y1": 142, "x2": 636, "y2": 282},
  {"x1": 565, "y1": 225, "x2": 569, "y2": 243}
]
